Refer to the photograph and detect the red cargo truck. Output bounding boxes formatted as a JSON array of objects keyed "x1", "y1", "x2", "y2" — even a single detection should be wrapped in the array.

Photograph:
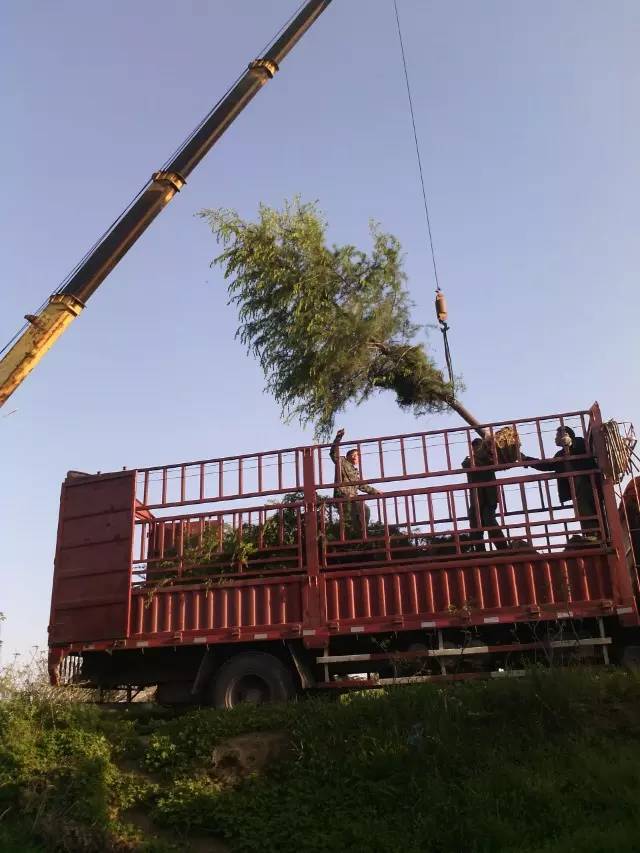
[{"x1": 48, "y1": 403, "x2": 640, "y2": 706}]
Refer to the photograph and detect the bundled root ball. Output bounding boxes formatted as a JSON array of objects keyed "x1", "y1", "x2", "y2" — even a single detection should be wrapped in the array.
[{"x1": 482, "y1": 425, "x2": 521, "y2": 464}]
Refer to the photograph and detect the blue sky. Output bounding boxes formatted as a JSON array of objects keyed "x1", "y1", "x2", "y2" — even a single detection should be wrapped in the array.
[{"x1": 2, "y1": 1, "x2": 638, "y2": 660}]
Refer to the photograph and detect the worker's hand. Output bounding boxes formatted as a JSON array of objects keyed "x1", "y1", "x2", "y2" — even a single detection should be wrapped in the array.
[{"x1": 335, "y1": 428, "x2": 345, "y2": 441}]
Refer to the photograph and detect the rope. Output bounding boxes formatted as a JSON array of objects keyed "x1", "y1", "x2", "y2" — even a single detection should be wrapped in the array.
[
  {"x1": 393, "y1": 0, "x2": 440, "y2": 292},
  {"x1": 393, "y1": 1, "x2": 456, "y2": 389}
]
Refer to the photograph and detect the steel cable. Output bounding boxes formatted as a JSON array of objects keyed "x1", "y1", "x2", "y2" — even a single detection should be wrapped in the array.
[{"x1": 393, "y1": 0, "x2": 440, "y2": 291}]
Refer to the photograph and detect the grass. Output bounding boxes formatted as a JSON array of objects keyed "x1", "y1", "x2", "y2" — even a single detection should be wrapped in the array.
[{"x1": 1, "y1": 666, "x2": 640, "y2": 852}]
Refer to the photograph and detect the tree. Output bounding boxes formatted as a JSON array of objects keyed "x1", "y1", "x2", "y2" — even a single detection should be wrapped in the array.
[{"x1": 200, "y1": 198, "x2": 482, "y2": 438}]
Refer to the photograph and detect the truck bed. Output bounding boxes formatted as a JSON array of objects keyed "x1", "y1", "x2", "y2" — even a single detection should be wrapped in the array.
[{"x1": 49, "y1": 404, "x2": 638, "y2": 664}]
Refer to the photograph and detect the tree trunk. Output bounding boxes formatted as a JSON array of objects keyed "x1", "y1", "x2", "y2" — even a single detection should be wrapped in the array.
[{"x1": 446, "y1": 396, "x2": 488, "y2": 438}]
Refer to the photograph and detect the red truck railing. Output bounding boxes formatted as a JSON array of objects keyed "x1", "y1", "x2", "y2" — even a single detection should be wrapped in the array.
[
  {"x1": 132, "y1": 406, "x2": 607, "y2": 576},
  {"x1": 49, "y1": 403, "x2": 639, "y2": 655},
  {"x1": 134, "y1": 409, "x2": 597, "y2": 510}
]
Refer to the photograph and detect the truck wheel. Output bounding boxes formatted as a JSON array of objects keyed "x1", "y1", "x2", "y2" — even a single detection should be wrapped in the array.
[{"x1": 209, "y1": 652, "x2": 296, "y2": 709}]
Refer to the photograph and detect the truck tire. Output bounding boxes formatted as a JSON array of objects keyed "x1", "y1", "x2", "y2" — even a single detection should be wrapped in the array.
[{"x1": 209, "y1": 651, "x2": 296, "y2": 709}]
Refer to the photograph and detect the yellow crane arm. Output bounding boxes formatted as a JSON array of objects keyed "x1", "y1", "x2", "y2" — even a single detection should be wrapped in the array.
[
  {"x1": 0, "y1": 295, "x2": 84, "y2": 406},
  {"x1": 0, "y1": 0, "x2": 332, "y2": 407}
]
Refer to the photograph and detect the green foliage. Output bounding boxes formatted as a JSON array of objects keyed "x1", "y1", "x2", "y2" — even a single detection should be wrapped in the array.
[
  {"x1": 370, "y1": 341, "x2": 453, "y2": 411},
  {"x1": 200, "y1": 199, "x2": 456, "y2": 437},
  {"x1": 144, "y1": 670, "x2": 640, "y2": 853},
  {"x1": 3, "y1": 669, "x2": 640, "y2": 852},
  {"x1": 153, "y1": 493, "x2": 306, "y2": 581},
  {"x1": 0, "y1": 820, "x2": 46, "y2": 853},
  {"x1": 144, "y1": 701, "x2": 297, "y2": 777},
  {"x1": 184, "y1": 523, "x2": 257, "y2": 573},
  {"x1": 0, "y1": 700, "x2": 117, "y2": 850},
  {"x1": 153, "y1": 491, "x2": 341, "y2": 581}
]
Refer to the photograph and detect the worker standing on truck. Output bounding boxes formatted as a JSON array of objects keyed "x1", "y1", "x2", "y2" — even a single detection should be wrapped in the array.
[
  {"x1": 523, "y1": 426, "x2": 599, "y2": 536},
  {"x1": 330, "y1": 429, "x2": 381, "y2": 538},
  {"x1": 462, "y1": 438, "x2": 508, "y2": 552}
]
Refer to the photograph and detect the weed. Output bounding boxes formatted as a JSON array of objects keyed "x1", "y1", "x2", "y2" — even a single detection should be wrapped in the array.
[{"x1": 1, "y1": 662, "x2": 640, "y2": 852}]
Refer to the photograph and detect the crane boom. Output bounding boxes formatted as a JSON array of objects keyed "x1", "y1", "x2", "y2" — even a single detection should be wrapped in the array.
[{"x1": 0, "y1": 0, "x2": 332, "y2": 407}]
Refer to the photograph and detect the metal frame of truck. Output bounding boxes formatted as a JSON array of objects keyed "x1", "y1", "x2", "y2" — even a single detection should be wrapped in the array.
[{"x1": 48, "y1": 402, "x2": 640, "y2": 706}]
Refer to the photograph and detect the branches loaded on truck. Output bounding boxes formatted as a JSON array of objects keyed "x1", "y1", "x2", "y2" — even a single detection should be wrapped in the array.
[{"x1": 48, "y1": 404, "x2": 640, "y2": 707}]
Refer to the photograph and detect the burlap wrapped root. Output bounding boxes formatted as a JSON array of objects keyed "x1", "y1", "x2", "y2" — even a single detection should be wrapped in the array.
[{"x1": 480, "y1": 426, "x2": 521, "y2": 464}]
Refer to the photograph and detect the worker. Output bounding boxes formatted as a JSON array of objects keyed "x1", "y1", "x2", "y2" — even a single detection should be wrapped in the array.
[
  {"x1": 620, "y1": 477, "x2": 640, "y2": 567},
  {"x1": 462, "y1": 438, "x2": 508, "y2": 552},
  {"x1": 330, "y1": 428, "x2": 381, "y2": 538},
  {"x1": 523, "y1": 426, "x2": 599, "y2": 535}
]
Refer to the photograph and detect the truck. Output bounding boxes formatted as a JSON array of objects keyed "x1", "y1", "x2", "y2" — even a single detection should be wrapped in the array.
[{"x1": 48, "y1": 402, "x2": 640, "y2": 707}]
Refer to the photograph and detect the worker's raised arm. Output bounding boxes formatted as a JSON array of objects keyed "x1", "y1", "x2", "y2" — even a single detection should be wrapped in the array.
[{"x1": 330, "y1": 428, "x2": 345, "y2": 464}]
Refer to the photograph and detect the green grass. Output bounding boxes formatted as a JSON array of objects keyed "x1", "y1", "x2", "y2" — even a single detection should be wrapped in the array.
[
  {"x1": 1, "y1": 669, "x2": 640, "y2": 852},
  {"x1": 0, "y1": 820, "x2": 47, "y2": 853}
]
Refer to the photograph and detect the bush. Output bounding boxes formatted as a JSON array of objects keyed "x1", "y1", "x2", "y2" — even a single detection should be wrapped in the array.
[{"x1": 1, "y1": 665, "x2": 640, "y2": 852}]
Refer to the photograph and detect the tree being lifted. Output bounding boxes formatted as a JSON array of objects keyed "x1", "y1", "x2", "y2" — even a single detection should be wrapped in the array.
[{"x1": 200, "y1": 198, "x2": 483, "y2": 439}]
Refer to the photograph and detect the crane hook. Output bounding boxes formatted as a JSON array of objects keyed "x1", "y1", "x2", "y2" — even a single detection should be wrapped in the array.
[
  {"x1": 435, "y1": 288, "x2": 447, "y2": 324},
  {"x1": 434, "y1": 288, "x2": 454, "y2": 386}
]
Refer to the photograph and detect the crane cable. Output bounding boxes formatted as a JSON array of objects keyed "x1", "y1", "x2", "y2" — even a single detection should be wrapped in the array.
[{"x1": 393, "y1": 0, "x2": 454, "y2": 386}]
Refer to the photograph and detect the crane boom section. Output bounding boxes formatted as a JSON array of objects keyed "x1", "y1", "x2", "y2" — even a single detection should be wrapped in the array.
[
  {"x1": 0, "y1": 0, "x2": 332, "y2": 407},
  {"x1": 0, "y1": 296, "x2": 84, "y2": 406}
]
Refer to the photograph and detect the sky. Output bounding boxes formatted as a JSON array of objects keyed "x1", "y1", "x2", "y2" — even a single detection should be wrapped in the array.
[{"x1": 1, "y1": 0, "x2": 639, "y2": 661}]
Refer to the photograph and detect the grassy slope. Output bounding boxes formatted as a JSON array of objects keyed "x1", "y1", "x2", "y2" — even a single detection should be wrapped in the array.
[{"x1": 1, "y1": 669, "x2": 640, "y2": 853}]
